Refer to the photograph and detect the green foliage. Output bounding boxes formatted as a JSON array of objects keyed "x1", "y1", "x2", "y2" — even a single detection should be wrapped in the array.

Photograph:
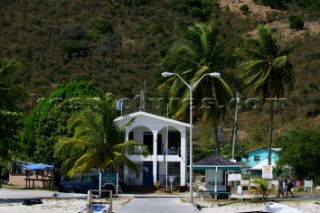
[
  {"x1": 272, "y1": 164, "x2": 284, "y2": 178},
  {"x1": 0, "y1": 110, "x2": 23, "y2": 162},
  {"x1": 240, "y1": 4, "x2": 250, "y2": 15},
  {"x1": 87, "y1": 17, "x2": 114, "y2": 40},
  {"x1": 119, "y1": 0, "x2": 151, "y2": 7},
  {"x1": 276, "y1": 128, "x2": 320, "y2": 182},
  {"x1": 250, "y1": 178, "x2": 276, "y2": 198},
  {"x1": 259, "y1": 0, "x2": 288, "y2": 10},
  {"x1": 237, "y1": 25, "x2": 295, "y2": 100},
  {"x1": 20, "y1": 81, "x2": 104, "y2": 164},
  {"x1": 54, "y1": 94, "x2": 149, "y2": 177},
  {"x1": 296, "y1": 0, "x2": 320, "y2": 10},
  {"x1": 62, "y1": 40, "x2": 85, "y2": 56},
  {"x1": 221, "y1": 144, "x2": 249, "y2": 162},
  {"x1": 160, "y1": 22, "x2": 237, "y2": 156},
  {"x1": 0, "y1": 0, "x2": 319, "y2": 163},
  {"x1": 0, "y1": 58, "x2": 25, "y2": 110},
  {"x1": 169, "y1": 0, "x2": 216, "y2": 20},
  {"x1": 289, "y1": 15, "x2": 304, "y2": 30}
]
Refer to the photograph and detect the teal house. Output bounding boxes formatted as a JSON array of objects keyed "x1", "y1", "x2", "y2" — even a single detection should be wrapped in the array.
[{"x1": 242, "y1": 148, "x2": 282, "y2": 168}]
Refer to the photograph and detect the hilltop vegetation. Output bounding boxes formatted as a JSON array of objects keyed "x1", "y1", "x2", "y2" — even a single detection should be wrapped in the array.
[{"x1": 0, "y1": 0, "x2": 320, "y2": 158}]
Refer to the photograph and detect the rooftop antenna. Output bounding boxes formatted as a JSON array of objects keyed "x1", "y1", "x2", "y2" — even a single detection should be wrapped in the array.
[{"x1": 139, "y1": 90, "x2": 145, "y2": 111}]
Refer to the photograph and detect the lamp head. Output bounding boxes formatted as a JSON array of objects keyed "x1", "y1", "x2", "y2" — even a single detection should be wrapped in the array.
[
  {"x1": 161, "y1": 72, "x2": 174, "y2": 78},
  {"x1": 209, "y1": 72, "x2": 221, "y2": 78}
]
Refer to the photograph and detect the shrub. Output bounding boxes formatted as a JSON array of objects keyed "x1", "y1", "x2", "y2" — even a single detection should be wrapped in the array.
[
  {"x1": 250, "y1": 178, "x2": 276, "y2": 198},
  {"x1": 63, "y1": 40, "x2": 82, "y2": 54},
  {"x1": 289, "y1": 15, "x2": 304, "y2": 30},
  {"x1": 87, "y1": 17, "x2": 114, "y2": 40},
  {"x1": 240, "y1": 4, "x2": 250, "y2": 15}
]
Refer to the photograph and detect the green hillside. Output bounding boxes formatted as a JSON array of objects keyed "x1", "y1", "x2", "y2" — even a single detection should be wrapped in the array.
[{"x1": 1, "y1": 0, "x2": 320, "y2": 152}]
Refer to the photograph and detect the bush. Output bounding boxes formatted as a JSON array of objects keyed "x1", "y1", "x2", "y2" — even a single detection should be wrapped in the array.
[
  {"x1": 87, "y1": 17, "x2": 114, "y2": 40},
  {"x1": 240, "y1": 4, "x2": 250, "y2": 15},
  {"x1": 62, "y1": 40, "x2": 87, "y2": 56},
  {"x1": 289, "y1": 15, "x2": 304, "y2": 30}
]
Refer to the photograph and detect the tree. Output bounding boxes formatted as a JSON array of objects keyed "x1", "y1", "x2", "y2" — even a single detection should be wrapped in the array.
[
  {"x1": 250, "y1": 178, "x2": 276, "y2": 198},
  {"x1": 54, "y1": 94, "x2": 149, "y2": 177},
  {"x1": 160, "y1": 23, "x2": 237, "y2": 156},
  {"x1": 236, "y1": 25, "x2": 294, "y2": 165},
  {"x1": 20, "y1": 81, "x2": 104, "y2": 164},
  {"x1": 272, "y1": 163, "x2": 284, "y2": 179},
  {"x1": 0, "y1": 58, "x2": 25, "y2": 177},
  {"x1": 276, "y1": 128, "x2": 320, "y2": 182},
  {"x1": 289, "y1": 15, "x2": 304, "y2": 30},
  {"x1": 221, "y1": 144, "x2": 248, "y2": 162},
  {"x1": 0, "y1": 58, "x2": 24, "y2": 110},
  {"x1": 0, "y1": 110, "x2": 23, "y2": 177}
]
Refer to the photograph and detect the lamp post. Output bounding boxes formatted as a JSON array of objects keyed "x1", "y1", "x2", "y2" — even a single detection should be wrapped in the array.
[{"x1": 161, "y1": 71, "x2": 221, "y2": 203}]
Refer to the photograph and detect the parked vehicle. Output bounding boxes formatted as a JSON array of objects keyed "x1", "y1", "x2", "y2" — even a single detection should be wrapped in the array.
[
  {"x1": 59, "y1": 172, "x2": 121, "y2": 195},
  {"x1": 59, "y1": 173, "x2": 99, "y2": 193}
]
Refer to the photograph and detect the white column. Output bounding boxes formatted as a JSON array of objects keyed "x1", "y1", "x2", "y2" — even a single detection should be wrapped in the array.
[
  {"x1": 152, "y1": 131, "x2": 158, "y2": 185},
  {"x1": 180, "y1": 129, "x2": 187, "y2": 186},
  {"x1": 124, "y1": 130, "x2": 129, "y2": 185}
]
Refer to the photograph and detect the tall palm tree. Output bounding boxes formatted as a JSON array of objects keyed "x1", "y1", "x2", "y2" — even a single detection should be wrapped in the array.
[
  {"x1": 54, "y1": 94, "x2": 149, "y2": 178},
  {"x1": 236, "y1": 25, "x2": 295, "y2": 165},
  {"x1": 160, "y1": 23, "x2": 237, "y2": 156}
]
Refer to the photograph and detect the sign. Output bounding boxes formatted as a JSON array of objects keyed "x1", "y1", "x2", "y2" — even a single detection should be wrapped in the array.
[
  {"x1": 262, "y1": 165, "x2": 273, "y2": 179},
  {"x1": 228, "y1": 174, "x2": 242, "y2": 182},
  {"x1": 304, "y1": 180, "x2": 313, "y2": 187},
  {"x1": 304, "y1": 180, "x2": 313, "y2": 193},
  {"x1": 102, "y1": 172, "x2": 117, "y2": 185}
]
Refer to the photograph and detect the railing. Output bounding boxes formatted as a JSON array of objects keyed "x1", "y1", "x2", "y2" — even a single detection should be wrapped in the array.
[
  {"x1": 132, "y1": 146, "x2": 181, "y2": 155},
  {"x1": 162, "y1": 147, "x2": 181, "y2": 155}
]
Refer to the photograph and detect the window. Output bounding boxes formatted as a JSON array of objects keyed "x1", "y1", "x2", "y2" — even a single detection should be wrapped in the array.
[
  {"x1": 168, "y1": 162, "x2": 180, "y2": 176},
  {"x1": 254, "y1": 156, "x2": 260, "y2": 162}
]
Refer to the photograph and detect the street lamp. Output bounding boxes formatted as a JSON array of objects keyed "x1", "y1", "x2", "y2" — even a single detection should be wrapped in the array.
[{"x1": 162, "y1": 71, "x2": 221, "y2": 203}]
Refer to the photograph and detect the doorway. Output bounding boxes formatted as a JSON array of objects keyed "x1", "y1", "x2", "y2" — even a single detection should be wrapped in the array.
[{"x1": 143, "y1": 162, "x2": 153, "y2": 185}]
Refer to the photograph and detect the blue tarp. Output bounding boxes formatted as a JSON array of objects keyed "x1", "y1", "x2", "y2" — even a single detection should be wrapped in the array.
[{"x1": 21, "y1": 163, "x2": 55, "y2": 170}]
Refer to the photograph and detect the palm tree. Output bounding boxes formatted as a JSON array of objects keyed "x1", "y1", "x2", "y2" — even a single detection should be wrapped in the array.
[
  {"x1": 236, "y1": 25, "x2": 294, "y2": 165},
  {"x1": 160, "y1": 23, "x2": 237, "y2": 156},
  {"x1": 54, "y1": 94, "x2": 149, "y2": 178},
  {"x1": 0, "y1": 58, "x2": 23, "y2": 110},
  {"x1": 250, "y1": 178, "x2": 276, "y2": 198}
]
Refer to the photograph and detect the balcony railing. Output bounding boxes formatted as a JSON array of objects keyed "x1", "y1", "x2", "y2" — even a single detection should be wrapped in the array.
[{"x1": 132, "y1": 146, "x2": 181, "y2": 156}]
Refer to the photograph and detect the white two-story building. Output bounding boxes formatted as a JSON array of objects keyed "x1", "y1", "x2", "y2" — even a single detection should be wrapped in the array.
[{"x1": 114, "y1": 111, "x2": 190, "y2": 187}]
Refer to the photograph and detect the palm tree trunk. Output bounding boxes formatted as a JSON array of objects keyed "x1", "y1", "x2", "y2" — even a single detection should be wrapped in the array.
[
  {"x1": 268, "y1": 100, "x2": 274, "y2": 165},
  {"x1": 213, "y1": 124, "x2": 220, "y2": 156}
]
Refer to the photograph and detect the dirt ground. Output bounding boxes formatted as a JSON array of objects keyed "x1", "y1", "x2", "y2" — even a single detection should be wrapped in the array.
[{"x1": 219, "y1": 0, "x2": 320, "y2": 39}]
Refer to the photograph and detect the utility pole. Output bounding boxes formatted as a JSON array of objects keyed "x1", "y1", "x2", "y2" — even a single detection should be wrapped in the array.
[{"x1": 232, "y1": 92, "x2": 240, "y2": 160}]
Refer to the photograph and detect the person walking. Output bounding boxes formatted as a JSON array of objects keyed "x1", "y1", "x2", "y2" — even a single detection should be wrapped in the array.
[
  {"x1": 286, "y1": 178, "x2": 294, "y2": 198},
  {"x1": 276, "y1": 177, "x2": 284, "y2": 198}
]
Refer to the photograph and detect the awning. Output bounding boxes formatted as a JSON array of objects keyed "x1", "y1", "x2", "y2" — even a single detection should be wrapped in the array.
[{"x1": 21, "y1": 163, "x2": 56, "y2": 171}]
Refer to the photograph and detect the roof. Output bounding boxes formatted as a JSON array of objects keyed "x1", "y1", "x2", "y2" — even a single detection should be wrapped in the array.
[
  {"x1": 246, "y1": 147, "x2": 282, "y2": 153},
  {"x1": 250, "y1": 159, "x2": 276, "y2": 170},
  {"x1": 21, "y1": 163, "x2": 56, "y2": 171},
  {"x1": 114, "y1": 111, "x2": 190, "y2": 128},
  {"x1": 193, "y1": 155, "x2": 242, "y2": 170}
]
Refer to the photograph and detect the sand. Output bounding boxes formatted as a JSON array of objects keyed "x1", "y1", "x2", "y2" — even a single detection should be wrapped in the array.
[
  {"x1": 197, "y1": 199, "x2": 320, "y2": 213},
  {"x1": 1, "y1": 197, "x2": 320, "y2": 213},
  {"x1": 0, "y1": 197, "x2": 131, "y2": 213}
]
